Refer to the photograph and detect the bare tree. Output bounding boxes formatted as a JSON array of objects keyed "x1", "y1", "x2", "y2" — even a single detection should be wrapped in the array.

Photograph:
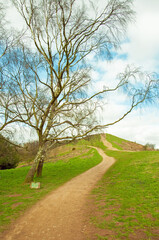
[
  {"x1": 3, "y1": 0, "x2": 157, "y2": 183},
  {"x1": 0, "y1": 1, "x2": 22, "y2": 89},
  {"x1": 0, "y1": 0, "x2": 27, "y2": 135},
  {"x1": 0, "y1": 1, "x2": 24, "y2": 135}
]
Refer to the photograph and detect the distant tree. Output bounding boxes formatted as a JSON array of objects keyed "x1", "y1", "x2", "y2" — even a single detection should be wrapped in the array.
[
  {"x1": 1, "y1": 0, "x2": 157, "y2": 182},
  {"x1": 0, "y1": 134, "x2": 19, "y2": 169},
  {"x1": 144, "y1": 143, "x2": 155, "y2": 151},
  {"x1": 17, "y1": 140, "x2": 39, "y2": 163}
]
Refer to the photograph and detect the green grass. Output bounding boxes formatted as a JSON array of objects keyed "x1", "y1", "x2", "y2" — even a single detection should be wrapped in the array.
[
  {"x1": 77, "y1": 134, "x2": 107, "y2": 151},
  {"x1": 106, "y1": 134, "x2": 129, "y2": 150},
  {"x1": 0, "y1": 148, "x2": 102, "y2": 232},
  {"x1": 91, "y1": 150, "x2": 159, "y2": 240}
]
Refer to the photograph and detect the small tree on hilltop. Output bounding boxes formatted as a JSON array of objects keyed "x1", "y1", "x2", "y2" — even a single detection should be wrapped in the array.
[{"x1": 144, "y1": 143, "x2": 155, "y2": 151}]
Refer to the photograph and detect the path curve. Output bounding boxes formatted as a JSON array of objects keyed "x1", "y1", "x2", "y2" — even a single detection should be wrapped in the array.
[
  {"x1": 1, "y1": 147, "x2": 115, "y2": 240},
  {"x1": 101, "y1": 133, "x2": 118, "y2": 151}
]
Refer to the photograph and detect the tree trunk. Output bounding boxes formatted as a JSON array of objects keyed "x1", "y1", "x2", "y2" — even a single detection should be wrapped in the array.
[
  {"x1": 24, "y1": 162, "x2": 37, "y2": 183},
  {"x1": 24, "y1": 146, "x2": 45, "y2": 183},
  {"x1": 36, "y1": 159, "x2": 44, "y2": 177}
]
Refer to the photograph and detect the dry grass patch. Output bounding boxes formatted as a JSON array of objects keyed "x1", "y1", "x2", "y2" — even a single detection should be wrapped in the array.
[{"x1": 46, "y1": 145, "x2": 89, "y2": 162}]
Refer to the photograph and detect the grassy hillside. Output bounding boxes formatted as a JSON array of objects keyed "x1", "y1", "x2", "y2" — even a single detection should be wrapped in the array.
[
  {"x1": 77, "y1": 134, "x2": 107, "y2": 151},
  {"x1": 1, "y1": 132, "x2": 158, "y2": 238},
  {"x1": 106, "y1": 133, "x2": 145, "y2": 151},
  {"x1": 90, "y1": 150, "x2": 159, "y2": 240},
  {"x1": 0, "y1": 146, "x2": 102, "y2": 232},
  {"x1": 17, "y1": 134, "x2": 107, "y2": 167}
]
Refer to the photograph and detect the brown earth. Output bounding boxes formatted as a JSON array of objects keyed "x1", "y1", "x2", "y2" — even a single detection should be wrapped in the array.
[
  {"x1": 1, "y1": 145, "x2": 116, "y2": 240},
  {"x1": 116, "y1": 140, "x2": 146, "y2": 151},
  {"x1": 46, "y1": 145, "x2": 89, "y2": 162}
]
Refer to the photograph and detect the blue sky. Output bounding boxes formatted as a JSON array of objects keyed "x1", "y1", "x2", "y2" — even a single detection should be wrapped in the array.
[{"x1": 6, "y1": 0, "x2": 159, "y2": 148}]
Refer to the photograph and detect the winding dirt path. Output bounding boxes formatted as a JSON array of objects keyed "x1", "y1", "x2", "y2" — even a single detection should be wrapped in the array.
[
  {"x1": 101, "y1": 133, "x2": 118, "y2": 151},
  {"x1": 1, "y1": 146, "x2": 115, "y2": 240}
]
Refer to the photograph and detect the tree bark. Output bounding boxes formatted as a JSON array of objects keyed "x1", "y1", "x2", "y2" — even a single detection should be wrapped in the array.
[
  {"x1": 24, "y1": 146, "x2": 45, "y2": 183},
  {"x1": 24, "y1": 162, "x2": 38, "y2": 183},
  {"x1": 36, "y1": 159, "x2": 44, "y2": 177}
]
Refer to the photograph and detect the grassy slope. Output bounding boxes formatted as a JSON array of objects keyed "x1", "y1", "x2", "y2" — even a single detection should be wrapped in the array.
[
  {"x1": 0, "y1": 147, "x2": 102, "y2": 232},
  {"x1": 91, "y1": 150, "x2": 159, "y2": 240},
  {"x1": 106, "y1": 133, "x2": 145, "y2": 151},
  {"x1": 106, "y1": 134, "x2": 128, "y2": 150},
  {"x1": 77, "y1": 134, "x2": 107, "y2": 151}
]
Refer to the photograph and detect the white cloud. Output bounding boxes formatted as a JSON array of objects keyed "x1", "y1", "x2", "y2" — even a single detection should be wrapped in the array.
[
  {"x1": 6, "y1": 2, "x2": 25, "y2": 31},
  {"x1": 119, "y1": 0, "x2": 159, "y2": 71},
  {"x1": 90, "y1": 58, "x2": 129, "y2": 93},
  {"x1": 106, "y1": 106, "x2": 159, "y2": 149}
]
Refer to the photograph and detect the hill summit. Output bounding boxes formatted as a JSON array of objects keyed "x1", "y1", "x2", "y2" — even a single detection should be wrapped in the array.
[{"x1": 105, "y1": 133, "x2": 153, "y2": 151}]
